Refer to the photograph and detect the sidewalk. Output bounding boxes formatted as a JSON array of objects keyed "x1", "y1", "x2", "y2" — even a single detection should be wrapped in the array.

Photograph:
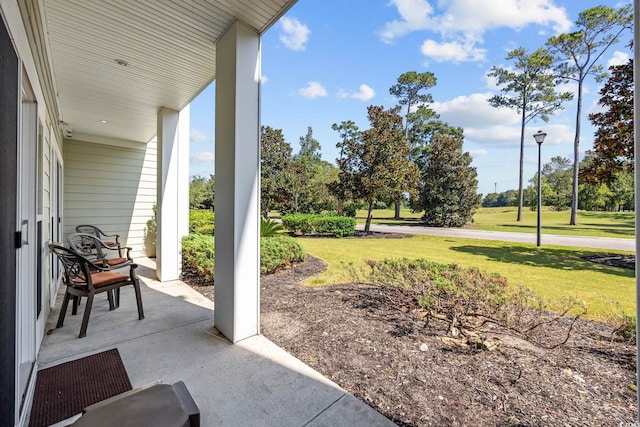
[{"x1": 360, "y1": 224, "x2": 635, "y2": 251}]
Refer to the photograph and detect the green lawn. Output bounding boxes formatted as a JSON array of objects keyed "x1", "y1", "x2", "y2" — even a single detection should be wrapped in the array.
[
  {"x1": 298, "y1": 234, "x2": 635, "y2": 320},
  {"x1": 356, "y1": 206, "x2": 635, "y2": 239}
]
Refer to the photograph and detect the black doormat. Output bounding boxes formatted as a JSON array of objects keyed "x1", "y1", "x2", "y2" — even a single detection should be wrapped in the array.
[{"x1": 29, "y1": 348, "x2": 132, "y2": 427}]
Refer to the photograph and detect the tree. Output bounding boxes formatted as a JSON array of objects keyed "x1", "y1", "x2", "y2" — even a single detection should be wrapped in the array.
[
  {"x1": 542, "y1": 156, "x2": 573, "y2": 211},
  {"x1": 582, "y1": 59, "x2": 634, "y2": 185},
  {"x1": 289, "y1": 127, "x2": 336, "y2": 213},
  {"x1": 329, "y1": 121, "x2": 362, "y2": 215},
  {"x1": 340, "y1": 106, "x2": 419, "y2": 233},
  {"x1": 411, "y1": 133, "x2": 481, "y2": 227},
  {"x1": 546, "y1": 5, "x2": 632, "y2": 225},
  {"x1": 389, "y1": 71, "x2": 438, "y2": 219},
  {"x1": 189, "y1": 174, "x2": 215, "y2": 210},
  {"x1": 260, "y1": 126, "x2": 293, "y2": 217},
  {"x1": 497, "y1": 189, "x2": 519, "y2": 207},
  {"x1": 488, "y1": 47, "x2": 572, "y2": 221},
  {"x1": 482, "y1": 193, "x2": 499, "y2": 208}
]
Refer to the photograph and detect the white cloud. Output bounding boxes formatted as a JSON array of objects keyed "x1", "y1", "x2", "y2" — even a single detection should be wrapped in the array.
[
  {"x1": 279, "y1": 17, "x2": 311, "y2": 51},
  {"x1": 298, "y1": 81, "x2": 327, "y2": 99},
  {"x1": 261, "y1": 75, "x2": 269, "y2": 84},
  {"x1": 381, "y1": 0, "x2": 571, "y2": 42},
  {"x1": 469, "y1": 149, "x2": 488, "y2": 157},
  {"x1": 380, "y1": 0, "x2": 571, "y2": 63},
  {"x1": 433, "y1": 92, "x2": 519, "y2": 128},
  {"x1": 608, "y1": 50, "x2": 630, "y2": 67},
  {"x1": 379, "y1": 0, "x2": 435, "y2": 44},
  {"x1": 351, "y1": 84, "x2": 376, "y2": 101},
  {"x1": 421, "y1": 39, "x2": 486, "y2": 63},
  {"x1": 190, "y1": 129, "x2": 212, "y2": 143},
  {"x1": 432, "y1": 92, "x2": 577, "y2": 149},
  {"x1": 190, "y1": 152, "x2": 214, "y2": 164}
]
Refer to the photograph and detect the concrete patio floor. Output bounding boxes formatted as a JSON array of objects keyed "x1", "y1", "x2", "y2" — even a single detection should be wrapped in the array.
[{"x1": 35, "y1": 258, "x2": 395, "y2": 426}]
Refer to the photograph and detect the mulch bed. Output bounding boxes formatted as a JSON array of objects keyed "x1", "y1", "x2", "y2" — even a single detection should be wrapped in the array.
[
  {"x1": 582, "y1": 254, "x2": 635, "y2": 270},
  {"x1": 183, "y1": 255, "x2": 638, "y2": 426}
]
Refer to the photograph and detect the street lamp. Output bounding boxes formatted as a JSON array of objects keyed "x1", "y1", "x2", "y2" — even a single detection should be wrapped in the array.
[{"x1": 533, "y1": 130, "x2": 547, "y2": 246}]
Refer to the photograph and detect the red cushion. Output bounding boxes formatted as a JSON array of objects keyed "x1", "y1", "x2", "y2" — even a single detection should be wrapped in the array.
[
  {"x1": 91, "y1": 272, "x2": 129, "y2": 288},
  {"x1": 106, "y1": 257, "x2": 127, "y2": 266}
]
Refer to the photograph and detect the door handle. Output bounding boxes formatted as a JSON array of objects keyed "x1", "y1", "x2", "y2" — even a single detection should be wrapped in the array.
[{"x1": 21, "y1": 219, "x2": 28, "y2": 245}]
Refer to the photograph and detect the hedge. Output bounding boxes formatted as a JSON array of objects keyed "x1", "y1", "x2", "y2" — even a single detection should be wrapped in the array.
[
  {"x1": 181, "y1": 233, "x2": 306, "y2": 279},
  {"x1": 189, "y1": 209, "x2": 215, "y2": 234},
  {"x1": 282, "y1": 213, "x2": 355, "y2": 237}
]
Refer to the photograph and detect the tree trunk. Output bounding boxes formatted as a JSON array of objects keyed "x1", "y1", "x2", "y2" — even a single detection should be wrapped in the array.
[
  {"x1": 517, "y1": 109, "x2": 526, "y2": 222},
  {"x1": 394, "y1": 201, "x2": 401, "y2": 220},
  {"x1": 365, "y1": 202, "x2": 374, "y2": 234},
  {"x1": 570, "y1": 79, "x2": 583, "y2": 226}
]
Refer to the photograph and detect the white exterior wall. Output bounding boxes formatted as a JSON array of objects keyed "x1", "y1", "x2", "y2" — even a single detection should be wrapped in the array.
[{"x1": 63, "y1": 138, "x2": 157, "y2": 256}]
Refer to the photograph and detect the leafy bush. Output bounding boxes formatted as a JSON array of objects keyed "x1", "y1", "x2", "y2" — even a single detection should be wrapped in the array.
[
  {"x1": 190, "y1": 209, "x2": 215, "y2": 234},
  {"x1": 181, "y1": 233, "x2": 306, "y2": 278},
  {"x1": 282, "y1": 213, "x2": 355, "y2": 237},
  {"x1": 261, "y1": 217, "x2": 284, "y2": 237},
  {"x1": 281, "y1": 214, "x2": 313, "y2": 234},
  {"x1": 355, "y1": 257, "x2": 586, "y2": 349},
  {"x1": 343, "y1": 203, "x2": 357, "y2": 217},
  {"x1": 182, "y1": 234, "x2": 215, "y2": 280},
  {"x1": 260, "y1": 236, "x2": 306, "y2": 274}
]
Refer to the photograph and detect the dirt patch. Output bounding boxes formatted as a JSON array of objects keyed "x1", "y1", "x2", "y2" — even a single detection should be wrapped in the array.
[{"x1": 186, "y1": 256, "x2": 637, "y2": 426}]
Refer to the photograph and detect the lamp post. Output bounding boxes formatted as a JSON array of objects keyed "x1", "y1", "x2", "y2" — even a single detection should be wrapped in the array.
[{"x1": 533, "y1": 130, "x2": 547, "y2": 246}]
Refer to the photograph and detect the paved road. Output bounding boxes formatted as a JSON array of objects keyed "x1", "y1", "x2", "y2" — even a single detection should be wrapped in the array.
[{"x1": 357, "y1": 223, "x2": 636, "y2": 251}]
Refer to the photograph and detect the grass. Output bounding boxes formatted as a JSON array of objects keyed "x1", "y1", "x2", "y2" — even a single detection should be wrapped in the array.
[
  {"x1": 355, "y1": 206, "x2": 635, "y2": 239},
  {"x1": 297, "y1": 234, "x2": 635, "y2": 320}
]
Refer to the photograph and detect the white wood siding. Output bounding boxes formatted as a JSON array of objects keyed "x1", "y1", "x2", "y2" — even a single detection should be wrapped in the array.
[{"x1": 63, "y1": 139, "x2": 157, "y2": 257}]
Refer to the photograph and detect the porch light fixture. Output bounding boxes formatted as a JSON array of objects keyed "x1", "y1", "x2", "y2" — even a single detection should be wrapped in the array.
[
  {"x1": 114, "y1": 59, "x2": 128, "y2": 67},
  {"x1": 99, "y1": 120, "x2": 108, "y2": 124},
  {"x1": 533, "y1": 130, "x2": 546, "y2": 246}
]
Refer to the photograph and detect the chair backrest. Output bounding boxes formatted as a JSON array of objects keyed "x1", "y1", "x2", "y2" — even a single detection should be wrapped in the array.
[
  {"x1": 49, "y1": 244, "x2": 93, "y2": 288},
  {"x1": 75, "y1": 224, "x2": 101, "y2": 236},
  {"x1": 75, "y1": 225, "x2": 119, "y2": 244},
  {"x1": 68, "y1": 233, "x2": 106, "y2": 260}
]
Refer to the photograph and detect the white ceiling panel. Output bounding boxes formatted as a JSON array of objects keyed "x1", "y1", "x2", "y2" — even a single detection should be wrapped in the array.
[{"x1": 43, "y1": 0, "x2": 296, "y2": 143}]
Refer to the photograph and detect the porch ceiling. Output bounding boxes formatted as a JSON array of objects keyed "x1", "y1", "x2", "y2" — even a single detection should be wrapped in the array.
[{"x1": 42, "y1": 0, "x2": 296, "y2": 143}]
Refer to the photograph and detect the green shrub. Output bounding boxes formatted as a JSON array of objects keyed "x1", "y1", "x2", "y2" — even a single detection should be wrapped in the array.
[
  {"x1": 282, "y1": 213, "x2": 355, "y2": 237},
  {"x1": 360, "y1": 257, "x2": 509, "y2": 315},
  {"x1": 261, "y1": 217, "x2": 284, "y2": 237},
  {"x1": 260, "y1": 236, "x2": 306, "y2": 274},
  {"x1": 194, "y1": 223, "x2": 215, "y2": 235},
  {"x1": 181, "y1": 233, "x2": 306, "y2": 278},
  {"x1": 281, "y1": 213, "x2": 313, "y2": 234},
  {"x1": 190, "y1": 209, "x2": 215, "y2": 234},
  {"x1": 182, "y1": 234, "x2": 215, "y2": 280},
  {"x1": 343, "y1": 203, "x2": 357, "y2": 217}
]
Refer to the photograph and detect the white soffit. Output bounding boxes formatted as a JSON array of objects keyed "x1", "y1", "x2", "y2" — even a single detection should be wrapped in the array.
[{"x1": 43, "y1": 0, "x2": 296, "y2": 143}]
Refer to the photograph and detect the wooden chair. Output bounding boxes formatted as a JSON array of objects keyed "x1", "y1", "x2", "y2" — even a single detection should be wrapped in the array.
[{"x1": 49, "y1": 244, "x2": 145, "y2": 338}]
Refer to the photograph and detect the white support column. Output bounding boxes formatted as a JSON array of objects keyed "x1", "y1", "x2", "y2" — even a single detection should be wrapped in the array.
[
  {"x1": 156, "y1": 106, "x2": 190, "y2": 282},
  {"x1": 214, "y1": 20, "x2": 261, "y2": 342}
]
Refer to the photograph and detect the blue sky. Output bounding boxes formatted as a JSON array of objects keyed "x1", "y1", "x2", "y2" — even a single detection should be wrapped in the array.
[{"x1": 189, "y1": 0, "x2": 633, "y2": 196}]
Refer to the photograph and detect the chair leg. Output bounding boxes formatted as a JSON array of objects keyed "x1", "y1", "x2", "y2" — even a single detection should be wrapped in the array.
[
  {"x1": 57, "y1": 292, "x2": 71, "y2": 328},
  {"x1": 79, "y1": 293, "x2": 95, "y2": 338},
  {"x1": 107, "y1": 290, "x2": 116, "y2": 311},
  {"x1": 133, "y1": 280, "x2": 144, "y2": 320},
  {"x1": 72, "y1": 296, "x2": 80, "y2": 315}
]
